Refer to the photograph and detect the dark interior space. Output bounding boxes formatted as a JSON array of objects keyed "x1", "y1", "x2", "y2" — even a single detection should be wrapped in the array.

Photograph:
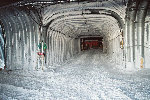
[{"x1": 80, "y1": 36, "x2": 103, "y2": 51}]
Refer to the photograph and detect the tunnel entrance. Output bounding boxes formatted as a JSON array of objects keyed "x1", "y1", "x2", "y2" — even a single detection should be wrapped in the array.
[
  {"x1": 0, "y1": 24, "x2": 5, "y2": 69},
  {"x1": 80, "y1": 36, "x2": 103, "y2": 51}
]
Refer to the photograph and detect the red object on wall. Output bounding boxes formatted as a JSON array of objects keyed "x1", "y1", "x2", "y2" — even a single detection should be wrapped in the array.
[
  {"x1": 80, "y1": 36, "x2": 103, "y2": 51},
  {"x1": 37, "y1": 52, "x2": 45, "y2": 56},
  {"x1": 84, "y1": 41, "x2": 99, "y2": 47}
]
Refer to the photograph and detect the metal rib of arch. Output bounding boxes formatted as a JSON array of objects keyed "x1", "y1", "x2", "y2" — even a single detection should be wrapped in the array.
[
  {"x1": 45, "y1": 9, "x2": 124, "y2": 39},
  {"x1": 125, "y1": 0, "x2": 150, "y2": 68},
  {"x1": 0, "y1": 7, "x2": 40, "y2": 70}
]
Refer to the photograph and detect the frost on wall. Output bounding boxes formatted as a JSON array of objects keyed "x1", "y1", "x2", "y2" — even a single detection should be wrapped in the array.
[
  {"x1": 0, "y1": 7, "x2": 40, "y2": 70},
  {"x1": 46, "y1": 30, "x2": 80, "y2": 68},
  {"x1": 144, "y1": 13, "x2": 150, "y2": 68},
  {"x1": 105, "y1": 28, "x2": 124, "y2": 69},
  {"x1": 125, "y1": 0, "x2": 150, "y2": 69},
  {"x1": 0, "y1": 25, "x2": 5, "y2": 69}
]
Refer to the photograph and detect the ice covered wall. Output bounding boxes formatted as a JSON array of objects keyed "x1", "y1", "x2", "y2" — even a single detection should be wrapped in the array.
[
  {"x1": 105, "y1": 30, "x2": 124, "y2": 66},
  {"x1": 0, "y1": 0, "x2": 127, "y2": 70},
  {"x1": 42, "y1": 0, "x2": 126, "y2": 68},
  {"x1": 103, "y1": 19, "x2": 124, "y2": 67},
  {"x1": 144, "y1": 8, "x2": 150, "y2": 68},
  {"x1": 46, "y1": 30, "x2": 80, "y2": 68},
  {"x1": 125, "y1": 0, "x2": 150, "y2": 69},
  {"x1": 0, "y1": 25, "x2": 5, "y2": 69},
  {"x1": 0, "y1": 7, "x2": 40, "y2": 70}
]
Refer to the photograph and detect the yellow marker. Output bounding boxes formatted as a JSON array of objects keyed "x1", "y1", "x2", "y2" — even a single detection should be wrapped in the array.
[
  {"x1": 120, "y1": 40, "x2": 124, "y2": 49},
  {"x1": 140, "y1": 58, "x2": 144, "y2": 68}
]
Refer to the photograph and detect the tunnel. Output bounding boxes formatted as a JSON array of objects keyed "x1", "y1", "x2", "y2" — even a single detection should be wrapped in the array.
[
  {"x1": 0, "y1": 0, "x2": 150, "y2": 99},
  {"x1": 0, "y1": 0, "x2": 126, "y2": 70}
]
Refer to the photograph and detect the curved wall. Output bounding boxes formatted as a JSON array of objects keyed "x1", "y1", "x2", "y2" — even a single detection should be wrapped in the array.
[
  {"x1": 0, "y1": 7, "x2": 40, "y2": 70},
  {"x1": 125, "y1": 0, "x2": 150, "y2": 69}
]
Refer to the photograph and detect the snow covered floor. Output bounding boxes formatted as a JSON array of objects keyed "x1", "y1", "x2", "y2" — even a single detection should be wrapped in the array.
[{"x1": 0, "y1": 49, "x2": 150, "y2": 100}]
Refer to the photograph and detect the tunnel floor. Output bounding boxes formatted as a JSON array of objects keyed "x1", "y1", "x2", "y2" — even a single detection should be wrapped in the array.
[{"x1": 0, "y1": 49, "x2": 150, "y2": 100}]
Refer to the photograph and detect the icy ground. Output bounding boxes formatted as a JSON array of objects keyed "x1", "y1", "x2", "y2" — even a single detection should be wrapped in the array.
[{"x1": 0, "y1": 50, "x2": 150, "y2": 100}]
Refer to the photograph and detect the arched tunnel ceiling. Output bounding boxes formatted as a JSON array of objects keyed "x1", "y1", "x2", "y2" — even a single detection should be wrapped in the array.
[
  {"x1": 43, "y1": 1, "x2": 126, "y2": 24},
  {"x1": 50, "y1": 14, "x2": 119, "y2": 37},
  {"x1": 42, "y1": 1, "x2": 126, "y2": 38},
  {"x1": 0, "y1": 0, "x2": 128, "y2": 39}
]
